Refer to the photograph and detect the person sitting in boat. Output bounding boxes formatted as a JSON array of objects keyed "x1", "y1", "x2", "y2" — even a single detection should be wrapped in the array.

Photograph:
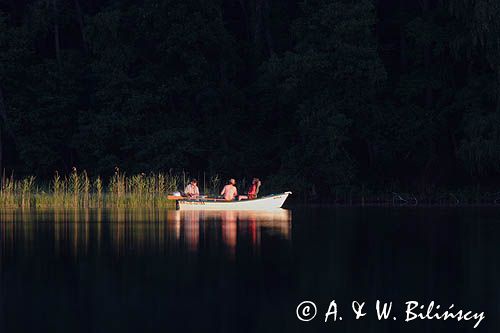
[
  {"x1": 221, "y1": 179, "x2": 238, "y2": 201},
  {"x1": 184, "y1": 179, "x2": 200, "y2": 198},
  {"x1": 239, "y1": 178, "x2": 261, "y2": 200}
]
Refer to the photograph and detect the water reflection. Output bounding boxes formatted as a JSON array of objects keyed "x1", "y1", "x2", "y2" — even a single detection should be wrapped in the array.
[
  {"x1": 2, "y1": 207, "x2": 496, "y2": 332},
  {"x1": 0, "y1": 208, "x2": 291, "y2": 258},
  {"x1": 171, "y1": 210, "x2": 291, "y2": 257}
]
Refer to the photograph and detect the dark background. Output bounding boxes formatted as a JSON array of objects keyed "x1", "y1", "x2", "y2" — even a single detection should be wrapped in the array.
[
  {"x1": 0, "y1": 207, "x2": 496, "y2": 332},
  {"x1": 0, "y1": 0, "x2": 499, "y2": 199}
]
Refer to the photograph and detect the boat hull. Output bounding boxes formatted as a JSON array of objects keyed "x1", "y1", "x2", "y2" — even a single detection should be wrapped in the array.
[{"x1": 178, "y1": 192, "x2": 291, "y2": 211}]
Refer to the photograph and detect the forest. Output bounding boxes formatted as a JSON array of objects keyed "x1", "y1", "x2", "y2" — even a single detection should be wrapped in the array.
[{"x1": 1, "y1": 0, "x2": 500, "y2": 201}]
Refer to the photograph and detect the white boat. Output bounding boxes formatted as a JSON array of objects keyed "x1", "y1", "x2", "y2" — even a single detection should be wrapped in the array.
[{"x1": 177, "y1": 192, "x2": 292, "y2": 211}]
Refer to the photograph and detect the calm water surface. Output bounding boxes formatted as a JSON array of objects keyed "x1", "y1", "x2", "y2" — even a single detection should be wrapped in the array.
[{"x1": 0, "y1": 207, "x2": 498, "y2": 332}]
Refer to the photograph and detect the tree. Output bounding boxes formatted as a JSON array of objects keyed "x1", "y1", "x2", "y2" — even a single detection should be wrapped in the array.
[
  {"x1": 79, "y1": 0, "x2": 243, "y2": 174},
  {"x1": 445, "y1": 0, "x2": 500, "y2": 179},
  {"x1": 258, "y1": 0, "x2": 386, "y2": 196}
]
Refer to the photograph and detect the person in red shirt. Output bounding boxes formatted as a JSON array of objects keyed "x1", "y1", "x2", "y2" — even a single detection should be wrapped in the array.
[{"x1": 239, "y1": 178, "x2": 261, "y2": 200}]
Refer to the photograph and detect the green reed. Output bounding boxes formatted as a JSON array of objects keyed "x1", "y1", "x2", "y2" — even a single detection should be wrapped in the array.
[
  {"x1": 0, "y1": 173, "x2": 36, "y2": 208},
  {"x1": 208, "y1": 174, "x2": 221, "y2": 197},
  {"x1": 94, "y1": 176, "x2": 103, "y2": 206},
  {"x1": 1, "y1": 172, "x2": 15, "y2": 207},
  {"x1": 0, "y1": 168, "x2": 183, "y2": 209}
]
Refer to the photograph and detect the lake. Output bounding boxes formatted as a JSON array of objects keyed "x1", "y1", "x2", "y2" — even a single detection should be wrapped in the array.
[{"x1": 0, "y1": 207, "x2": 497, "y2": 332}]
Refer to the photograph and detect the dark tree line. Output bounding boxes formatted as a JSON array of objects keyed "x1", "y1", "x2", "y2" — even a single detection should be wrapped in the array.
[{"x1": 1, "y1": 0, "x2": 500, "y2": 199}]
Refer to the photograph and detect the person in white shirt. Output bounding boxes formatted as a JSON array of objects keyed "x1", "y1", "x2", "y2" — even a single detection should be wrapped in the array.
[
  {"x1": 184, "y1": 179, "x2": 200, "y2": 198},
  {"x1": 221, "y1": 178, "x2": 238, "y2": 201}
]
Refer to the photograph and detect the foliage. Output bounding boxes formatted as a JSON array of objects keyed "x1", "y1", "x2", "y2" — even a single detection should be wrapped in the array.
[
  {"x1": 1, "y1": 0, "x2": 500, "y2": 199},
  {"x1": 0, "y1": 169, "x2": 179, "y2": 208}
]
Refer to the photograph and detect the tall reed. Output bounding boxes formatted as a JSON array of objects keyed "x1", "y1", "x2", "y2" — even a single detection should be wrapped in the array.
[
  {"x1": 94, "y1": 176, "x2": 103, "y2": 207},
  {"x1": 209, "y1": 174, "x2": 221, "y2": 197},
  {"x1": 0, "y1": 169, "x2": 216, "y2": 209},
  {"x1": 0, "y1": 172, "x2": 15, "y2": 207}
]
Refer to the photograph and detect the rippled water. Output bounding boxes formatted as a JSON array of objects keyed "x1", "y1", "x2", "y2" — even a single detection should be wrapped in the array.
[{"x1": 0, "y1": 207, "x2": 498, "y2": 332}]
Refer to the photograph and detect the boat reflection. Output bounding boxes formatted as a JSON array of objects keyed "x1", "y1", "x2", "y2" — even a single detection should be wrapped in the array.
[
  {"x1": 0, "y1": 208, "x2": 291, "y2": 258},
  {"x1": 169, "y1": 209, "x2": 291, "y2": 257}
]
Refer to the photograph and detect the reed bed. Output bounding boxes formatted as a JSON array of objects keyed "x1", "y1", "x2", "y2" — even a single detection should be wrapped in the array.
[{"x1": 0, "y1": 168, "x2": 186, "y2": 209}]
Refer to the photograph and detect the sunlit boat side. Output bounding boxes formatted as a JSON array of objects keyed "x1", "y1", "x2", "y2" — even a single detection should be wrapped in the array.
[{"x1": 177, "y1": 192, "x2": 292, "y2": 211}]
